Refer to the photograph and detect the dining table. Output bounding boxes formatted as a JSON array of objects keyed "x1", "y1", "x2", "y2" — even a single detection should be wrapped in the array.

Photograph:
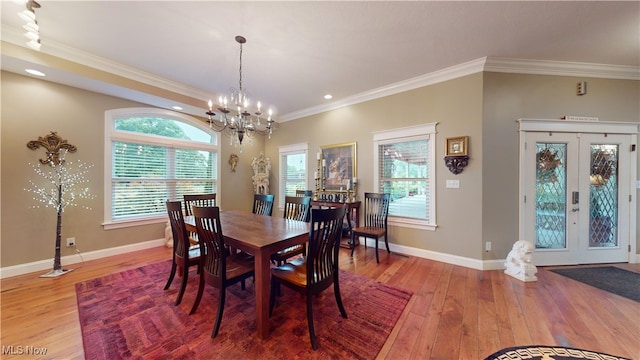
[{"x1": 184, "y1": 210, "x2": 310, "y2": 340}]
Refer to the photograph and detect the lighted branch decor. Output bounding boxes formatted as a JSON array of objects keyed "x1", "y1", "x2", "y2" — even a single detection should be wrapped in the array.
[{"x1": 25, "y1": 132, "x2": 95, "y2": 277}]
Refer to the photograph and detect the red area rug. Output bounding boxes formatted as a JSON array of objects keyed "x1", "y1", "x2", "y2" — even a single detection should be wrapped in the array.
[{"x1": 75, "y1": 260, "x2": 412, "y2": 359}]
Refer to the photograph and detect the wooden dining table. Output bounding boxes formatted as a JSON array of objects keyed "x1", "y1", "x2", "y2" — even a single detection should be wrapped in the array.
[{"x1": 185, "y1": 210, "x2": 309, "y2": 339}]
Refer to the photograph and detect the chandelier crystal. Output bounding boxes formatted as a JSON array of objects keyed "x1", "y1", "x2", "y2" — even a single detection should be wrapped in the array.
[{"x1": 205, "y1": 35, "x2": 275, "y2": 150}]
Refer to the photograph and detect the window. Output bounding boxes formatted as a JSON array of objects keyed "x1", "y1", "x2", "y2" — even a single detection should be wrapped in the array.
[
  {"x1": 104, "y1": 108, "x2": 219, "y2": 229},
  {"x1": 278, "y1": 143, "x2": 308, "y2": 209},
  {"x1": 373, "y1": 123, "x2": 437, "y2": 230}
]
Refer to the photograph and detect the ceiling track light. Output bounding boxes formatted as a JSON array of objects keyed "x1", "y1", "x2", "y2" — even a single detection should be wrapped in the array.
[{"x1": 17, "y1": 0, "x2": 41, "y2": 51}]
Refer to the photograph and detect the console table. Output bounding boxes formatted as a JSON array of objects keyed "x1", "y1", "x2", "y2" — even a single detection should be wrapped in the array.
[{"x1": 311, "y1": 200, "x2": 360, "y2": 248}]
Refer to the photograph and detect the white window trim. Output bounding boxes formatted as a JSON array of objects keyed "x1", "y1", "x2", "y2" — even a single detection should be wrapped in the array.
[
  {"x1": 373, "y1": 123, "x2": 438, "y2": 231},
  {"x1": 278, "y1": 142, "x2": 309, "y2": 210},
  {"x1": 103, "y1": 107, "x2": 220, "y2": 230}
]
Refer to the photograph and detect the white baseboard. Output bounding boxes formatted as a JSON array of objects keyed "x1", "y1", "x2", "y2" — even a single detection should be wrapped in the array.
[
  {"x1": 5, "y1": 237, "x2": 635, "y2": 278},
  {"x1": 361, "y1": 238, "x2": 506, "y2": 271},
  {"x1": 0, "y1": 238, "x2": 166, "y2": 279}
]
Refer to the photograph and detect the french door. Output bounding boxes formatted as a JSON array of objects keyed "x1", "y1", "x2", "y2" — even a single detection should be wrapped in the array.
[{"x1": 519, "y1": 120, "x2": 637, "y2": 266}]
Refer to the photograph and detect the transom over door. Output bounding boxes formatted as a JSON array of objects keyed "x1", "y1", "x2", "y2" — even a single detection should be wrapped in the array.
[{"x1": 518, "y1": 119, "x2": 638, "y2": 266}]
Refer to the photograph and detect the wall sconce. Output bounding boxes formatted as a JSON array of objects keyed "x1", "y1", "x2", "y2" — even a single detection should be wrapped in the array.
[{"x1": 444, "y1": 136, "x2": 469, "y2": 174}]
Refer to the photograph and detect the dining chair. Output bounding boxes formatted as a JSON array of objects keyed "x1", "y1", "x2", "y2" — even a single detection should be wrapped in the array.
[
  {"x1": 269, "y1": 206, "x2": 348, "y2": 350},
  {"x1": 164, "y1": 201, "x2": 201, "y2": 306},
  {"x1": 183, "y1": 193, "x2": 217, "y2": 244},
  {"x1": 183, "y1": 193, "x2": 217, "y2": 216},
  {"x1": 189, "y1": 206, "x2": 255, "y2": 338},
  {"x1": 252, "y1": 193, "x2": 275, "y2": 216},
  {"x1": 350, "y1": 192, "x2": 391, "y2": 263},
  {"x1": 295, "y1": 189, "x2": 313, "y2": 197},
  {"x1": 271, "y1": 196, "x2": 312, "y2": 266},
  {"x1": 295, "y1": 190, "x2": 313, "y2": 221}
]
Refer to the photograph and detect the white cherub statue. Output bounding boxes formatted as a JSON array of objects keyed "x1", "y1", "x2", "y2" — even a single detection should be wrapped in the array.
[{"x1": 504, "y1": 240, "x2": 537, "y2": 282}]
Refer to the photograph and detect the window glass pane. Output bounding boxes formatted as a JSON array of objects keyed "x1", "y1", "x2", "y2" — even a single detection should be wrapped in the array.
[
  {"x1": 284, "y1": 153, "x2": 306, "y2": 196},
  {"x1": 114, "y1": 117, "x2": 212, "y2": 143},
  {"x1": 175, "y1": 149, "x2": 216, "y2": 179},
  {"x1": 379, "y1": 138, "x2": 429, "y2": 220},
  {"x1": 112, "y1": 180, "x2": 168, "y2": 219},
  {"x1": 279, "y1": 149, "x2": 307, "y2": 207},
  {"x1": 108, "y1": 111, "x2": 218, "y2": 223},
  {"x1": 114, "y1": 142, "x2": 166, "y2": 178}
]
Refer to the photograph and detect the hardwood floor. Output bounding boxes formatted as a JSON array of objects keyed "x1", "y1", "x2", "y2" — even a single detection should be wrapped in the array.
[{"x1": 1, "y1": 245, "x2": 638, "y2": 359}]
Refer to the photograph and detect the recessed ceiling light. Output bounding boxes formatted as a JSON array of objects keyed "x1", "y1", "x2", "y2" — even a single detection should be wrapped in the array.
[
  {"x1": 324, "y1": 94, "x2": 333, "y2": 100},
  {"x1": 172, "y1": 105, "x2": 183, "y2": 110},
  {"x1": 25, "y1": 68, "x2": 45, "y2": 76}
]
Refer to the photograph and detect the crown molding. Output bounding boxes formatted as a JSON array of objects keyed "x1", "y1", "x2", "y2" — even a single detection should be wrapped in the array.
[
  {"x1": 280, "y1": 57, "x2": 639, "y2": 121},
  {"x1": 279, "y1": 58, "x2": 487, "y2": 122},
  {"x1": 484, "y1": 57, "x2": 640, "y2": 80},
  {"x1": 1, "y1": 25, "x2": 210, "y2": 102},
  {"x1": 3, "y1": 23, "x2": 638, "y2": 123}
]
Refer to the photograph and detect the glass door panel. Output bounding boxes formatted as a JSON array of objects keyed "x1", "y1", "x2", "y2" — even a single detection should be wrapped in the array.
[
  {"x1": 523, "y1": 131, "x2": 631, "y2": 265},
  {"x1": 534, "y1": 143, "x2": 567, "y2": 250},
  {"x1": 588, "y1": 144, "x2": 618, "y2": 248}
]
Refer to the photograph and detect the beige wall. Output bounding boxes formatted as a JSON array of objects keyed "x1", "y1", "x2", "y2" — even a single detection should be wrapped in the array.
[
  {"x1": 482, "y1": 72, "x2": 640, "y2": 259},
  {"x1": 2, "y1": 68, "x2": 638, "y2": 270},
  {"x1": 266, "y1": 73, "x2": 486, "y2": 260},
  {"x1": 0, "y1": 71, "x2": 259, "y2": 268},
  {"x1": 268, "y1": 72, "x2": 639, "y2": 263}
]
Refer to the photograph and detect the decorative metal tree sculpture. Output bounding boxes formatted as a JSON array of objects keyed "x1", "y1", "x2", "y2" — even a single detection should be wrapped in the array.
[{"x1": 25, "y1": 132, "x2": 94, "y2": 277}]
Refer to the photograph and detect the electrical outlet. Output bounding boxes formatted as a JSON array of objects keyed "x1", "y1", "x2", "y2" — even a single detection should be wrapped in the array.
[
  {"x1": 485, "y1": 241, "x2": 491, "y2": 252},
  {"x1": 66, "y1": 237, "x2": 76, "y2": 247}
]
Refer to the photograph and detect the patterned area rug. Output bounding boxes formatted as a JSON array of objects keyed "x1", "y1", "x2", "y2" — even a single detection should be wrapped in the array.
[
  {"x1": 484, "y1": 345, "x2": 631, "y2": 360},
  {"x1": 76, "y1": 260, "x2": 412, "y2": 359}
]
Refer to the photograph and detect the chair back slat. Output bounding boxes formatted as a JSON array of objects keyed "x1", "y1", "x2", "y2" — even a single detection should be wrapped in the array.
[
  {"x1": 192, "y1": 206, "x2": 226, "y2": 278},
  {"x1": 166, "y1": 201, "x2": 190, "y2": 258},
  {"x1": 363, "y1": 193, "x2": 390, "y2": 229},
  {"x1": 253, "y1": 194, "x2": 275, "y2": 216},
  {"x1": 307, "y1": 206, "x2": 346, "y2": 286},
  {"x1": 295, "y1": 190, "x2": 313, "y2": 197},
  {"x1": 184, "y1": 193, "x2": 217, "y2": 216},
  {"x1": 283, "y1": 196, "x2": 311, "y2": 222}
]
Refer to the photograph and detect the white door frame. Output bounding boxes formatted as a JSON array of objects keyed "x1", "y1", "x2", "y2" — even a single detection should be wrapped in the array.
[{"x1": 517, "y1": 118, "x2": 639, "y2": 264}]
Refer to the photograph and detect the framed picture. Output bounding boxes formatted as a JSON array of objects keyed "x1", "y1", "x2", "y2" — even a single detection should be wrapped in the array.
[
  {"x1": 445, "y1": 136, "x2": 469, "y2": 156},
  {"x1": 320, "y1": 142, "x2": 357, "y2": 190}
]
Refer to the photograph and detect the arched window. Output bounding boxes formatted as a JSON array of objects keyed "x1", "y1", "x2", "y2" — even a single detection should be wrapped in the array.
[{"x1": 104, "y1": 108, "x2": 219, "y2": 229}]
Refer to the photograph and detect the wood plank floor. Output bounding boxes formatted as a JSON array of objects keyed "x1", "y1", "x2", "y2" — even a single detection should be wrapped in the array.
[{"x1": 1, "y1": 245, "x2": 638, "y2": 359}]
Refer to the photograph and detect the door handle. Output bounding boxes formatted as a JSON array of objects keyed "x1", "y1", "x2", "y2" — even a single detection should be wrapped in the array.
[{"x1": 571, "y1": 207, "x2": 580, "y2": 212}]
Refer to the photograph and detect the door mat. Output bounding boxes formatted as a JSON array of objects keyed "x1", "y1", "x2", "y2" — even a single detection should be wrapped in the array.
[{"x1": 550, "y1": 266, "x2": 640, "y2": 302}]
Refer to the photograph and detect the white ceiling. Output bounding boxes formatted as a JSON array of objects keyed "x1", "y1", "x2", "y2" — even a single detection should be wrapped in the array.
[{"x1": 2, "y1": 1, "x2": 639, "y2": 121}]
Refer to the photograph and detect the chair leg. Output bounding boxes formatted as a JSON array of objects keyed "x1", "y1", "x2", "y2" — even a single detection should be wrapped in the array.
[
  {"x1": 189, "y1": 271, "x2": 205, "y2": 315},
  {"x1": 269, "y1": 277, "x2": 278, "y2": 316},
  {"x1": 333, "y1": 273, "x2": 348, "y2": 319},
  {"x1": 306, "y1": 294, "x2": 318, "y2": 350},
  {"x1": 175, "y1": 266, "x2": 188, "y2": 305},
  {"x1": 375, "y1": 238, "x2": 380, "y2": 263},
  {"x1": 212, "y1": 287, "x2": 226, "y2": 338},
  {"x1": 163, "y1": 261, "x2": 177, "y2": 290},
  {"x1": 350, "y1": 233, "x2": 356, "y2": 257},
  {"x1": 384, "y1": 235, "x2": 390, "y2": 253}
]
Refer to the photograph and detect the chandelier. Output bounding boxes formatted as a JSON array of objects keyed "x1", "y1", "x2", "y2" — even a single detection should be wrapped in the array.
[{"x1": 205, "y1": 35, "x2": 275, "y2": 149}]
